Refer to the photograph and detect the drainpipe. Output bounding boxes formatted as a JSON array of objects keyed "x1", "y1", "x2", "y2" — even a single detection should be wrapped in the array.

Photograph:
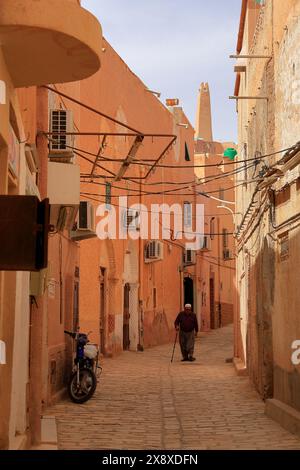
[
  {"x1": 29, "y1": 86, "x2": 48, "y2": 445},
  {"x1": 137, "y1": 168, "x2": 144, "y2": 351},
  {"x1": 217, "y1": 217, "x2": 221, "y2": 328},
  {"x1": 237, "y1": 0, "x2": 248, "y2": 54},
  {"x1": 234, "y1": 0, "x2": 247, "y2": 98}
]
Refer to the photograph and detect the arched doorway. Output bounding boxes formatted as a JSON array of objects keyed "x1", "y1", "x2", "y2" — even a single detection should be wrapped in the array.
[
  {"x1": 99, "y1": 267, "x2": 106, "y2": 354},
  {"x1": 184, "y1": 277, "x2": 194, "y2": 311},
  {"x1": 123, "y1": 240, "x2": 139, "y2": 350},
  {"x1": 123, "y1": 283, "x2": 130, "y2": 350}
]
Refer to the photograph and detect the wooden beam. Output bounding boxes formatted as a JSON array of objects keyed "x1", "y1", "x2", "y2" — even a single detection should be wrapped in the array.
[
  {"x1": 229, "y1": 96, "x2": 268, "y2": 100},
  {"x1": 230, "y1": 54, "x2": 272, "y2": 59},
  {"x1": 234, "y1": 65, "x2": 247, "y2": 73}
]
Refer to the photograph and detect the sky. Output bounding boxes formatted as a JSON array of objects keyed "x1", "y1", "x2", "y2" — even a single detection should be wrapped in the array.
[{"x1": 82, "y1": 0, "x2": 242, "y2": 143}]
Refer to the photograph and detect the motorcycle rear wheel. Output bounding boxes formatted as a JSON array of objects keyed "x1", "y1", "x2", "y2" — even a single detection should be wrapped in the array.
[{"x1": 68, "y1": 368, "x2": 97, "y2": 404}]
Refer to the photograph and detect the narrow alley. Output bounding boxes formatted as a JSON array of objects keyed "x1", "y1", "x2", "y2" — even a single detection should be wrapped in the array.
[
  {"x1": 48, "y1": 326, "x2": 300, "y2": 450},
  {"x1": 1, "y1": 0, "x2": 300, "y2": 455}
]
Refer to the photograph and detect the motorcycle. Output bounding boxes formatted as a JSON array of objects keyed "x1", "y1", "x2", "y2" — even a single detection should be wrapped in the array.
[{"x1": 64, "y1": 329, "x2": 102, "y2": 404}]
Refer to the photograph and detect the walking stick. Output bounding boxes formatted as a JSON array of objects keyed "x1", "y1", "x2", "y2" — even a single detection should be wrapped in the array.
[{"x1": 171, "y1": 330, "x2": 178, "y2": 363}]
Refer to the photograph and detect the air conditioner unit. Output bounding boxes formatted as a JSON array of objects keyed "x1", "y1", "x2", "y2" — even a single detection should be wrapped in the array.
[
  {"x1": 184, "y1": 249, "x2": 196, "y2": 265},
  {"x1": 70, "y1": 201, "x2": 97, "y2": 241},
  {"x1": 223, "y1": 249, "x2": 233, "y2": 260},
  {"x1": 49, "y1": 109, "x2": 74, "y2": 161},
  {"x1": 145, "y1": 241, "x2": 163, "y2": 262},
  {"x1": 124, "y1": 209, "x2": 140, "y2": 230},
  {"x1": 200, "y1": 236, "x2": 211, "y2": 251}
]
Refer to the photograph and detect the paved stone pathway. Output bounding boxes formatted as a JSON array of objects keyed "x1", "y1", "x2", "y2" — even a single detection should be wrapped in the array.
[{"x1": 47, "y1": 325, "x2": 300, "y2": 450}]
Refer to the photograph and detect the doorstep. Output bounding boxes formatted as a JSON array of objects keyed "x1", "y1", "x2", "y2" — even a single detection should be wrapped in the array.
[
  {"x1": 265, "y1": 398, "x2": 300, "y2": 438},
  {"x1": 31, "y1": 416, "x2": 58, "y2": 450},
  {"x1": 233, "y1": 357, "x2": 248, "y2": 376}
]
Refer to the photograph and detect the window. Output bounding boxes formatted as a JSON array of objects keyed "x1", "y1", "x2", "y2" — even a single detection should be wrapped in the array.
[
  {"x1": 183, "y1": 201, "x2": 192, "y2": 228},
  {"x1": 200, "y1": 236, "x2": 211, "y2": 251},
  {"x1": 185, "y1": 142, "x2": 191, "y2": 161},
  {"x1": 184, "y1": 249, "x2": 196, "y2": 265},
  {"x1": 210, "y1": 217, "x2": 215, "y2": 240},
  {"x1": 279, "y1": 232, "x2": 289, "y2": 261},
  {"x1": 223, "y1": 229, "x2": 229, "y2": 249},
  {"x1": 153, "y1": 288, "x2": 157, "y2": 308},
  {"x1": 105, "y1": 182, "x2": 111, "y2": 209}
]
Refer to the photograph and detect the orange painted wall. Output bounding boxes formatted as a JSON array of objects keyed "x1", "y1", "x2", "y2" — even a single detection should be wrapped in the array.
[
  {"x1": 195, "y1": 140, "x2": 236, "y2": 332},
  {"x1": 50, "y1": 39, "x2": 197, "y2": 353}
]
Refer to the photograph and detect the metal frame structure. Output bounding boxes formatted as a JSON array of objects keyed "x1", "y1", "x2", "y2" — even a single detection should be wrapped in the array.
[{"x1": 41, "y1": 85, "x2": 177, "y2": 181}]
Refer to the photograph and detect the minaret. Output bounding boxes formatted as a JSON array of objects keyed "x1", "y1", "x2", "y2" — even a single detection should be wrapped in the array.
[{"x1": 195, "y1": 82, "x2": 213, "y2": 142}]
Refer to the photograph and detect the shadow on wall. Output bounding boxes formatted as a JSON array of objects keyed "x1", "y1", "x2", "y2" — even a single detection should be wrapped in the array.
[
  {"x1": 247, "y1": 236, "x2": 275, "y2": 401},
  {"x1": 245, "y1": 229, "x2": 300, "y2": 411},
  {"x1": 143, "y1": 309, "x2": 174, "y2": 348}
]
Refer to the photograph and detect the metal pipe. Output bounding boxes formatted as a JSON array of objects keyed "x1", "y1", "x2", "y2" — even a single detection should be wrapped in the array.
[
  {"x1": 43, "y1": 85, "x2": 143, "y2": 135},
  {"x1": 237, "y1": 0, "x2": 248, "y2": 54},
  {"x1": 43, "y1": 131, "x2": 177, "y2": 138},
  {"x1": 230, "y1": 55, "x2": 272, "y2": 59},
  {"x1": 229, "y1": 96, "x2": 268, "y2": 100},
  {"x1": 144, "y1": 136, "x2": 177, "y2": 178},
  {"x1": 90, "y1": 136, "x2": 107, "y2": 178}
]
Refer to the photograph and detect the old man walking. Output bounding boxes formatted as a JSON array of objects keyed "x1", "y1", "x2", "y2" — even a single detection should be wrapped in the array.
[{"x1": 174, "y1": 304, "x2": 198, "y2": 362}]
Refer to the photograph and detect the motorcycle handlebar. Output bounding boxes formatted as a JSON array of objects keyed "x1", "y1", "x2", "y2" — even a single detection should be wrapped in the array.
[{"x1": 64, "y1": 330, "x2": 76, "y2": 338}]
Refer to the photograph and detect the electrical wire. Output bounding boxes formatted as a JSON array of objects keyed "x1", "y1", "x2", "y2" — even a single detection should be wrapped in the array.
[
  {"x1": 199, "y1": 256, "x2": 236, "y2": 270},
  {"x1": 160, "y1": 238, "x2": 236, "y2": 270},
  {"x1": 80, "y1": 193, "x2": 240, "y2": 218},
  {"x1": 81, "y1": 159, "x2": 255, "y2": 186},
  {"x1": 80, "y1": 177, "x2": 260, "y2": 199},
  {"x1": 45, "y1": 134, "x2": 296, "y2": 169},
  {"x1": 125, "y1": 145, "x2": 296, "y2": 168},
  {"x1": 80, "y1": 160, "x2": 256, "y2": 190},
  {"x1": 80, "y1": 163, "x2": 258, "y2": 198}
]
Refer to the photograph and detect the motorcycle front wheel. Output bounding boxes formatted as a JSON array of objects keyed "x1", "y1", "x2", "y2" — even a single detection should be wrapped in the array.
[{"x1": 68, "y1": 368, "x2": 97, "y2": 404}]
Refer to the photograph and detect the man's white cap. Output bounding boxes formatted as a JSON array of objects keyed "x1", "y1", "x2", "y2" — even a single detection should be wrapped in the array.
[{"x1": 185, "y1": 304, "x2": 192, "y2": 308}]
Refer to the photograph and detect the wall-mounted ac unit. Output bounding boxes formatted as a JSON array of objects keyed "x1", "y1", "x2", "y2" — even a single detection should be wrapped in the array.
[
  {"x1": 184, "y1": 249, "x2": 196, "y2": 265},
  {"x1": 200, "y1": 236, "x2": 211, "y2": 251},
  {"x1": 145, "y1": 241, "x2": 163, "y2": 262},
  {"x1": 49, "y1": 109, "x2": 74, "y2": 162},
  {"x1": 70, "y1": 201, "x2": 97, "y2": 241},
  {"x1": 223, "y1": 249, "x2": 233, "y2": 260}
]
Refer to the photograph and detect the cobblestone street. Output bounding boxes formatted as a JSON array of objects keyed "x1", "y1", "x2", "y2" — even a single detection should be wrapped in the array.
[{"x1": 48, "y1": 326, "x2": 300, "y2": 450}]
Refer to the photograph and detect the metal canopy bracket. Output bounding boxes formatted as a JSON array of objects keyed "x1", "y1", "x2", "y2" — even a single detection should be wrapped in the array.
[
  {"x1": 229, "y1": 96, "x2": 269, "y2": 100},
  {"x1": 90, "y1": 135, "x2": 107, "y2": 180},
  {"x1": 229, "y1": 54, "x2": 272, "y2": 59},
  {"x1": 42, "y1": 85, "x2": 177, "y2": 181},
  {"x1": 114, "y1": 135, "x2": 144, "y2": 181}
]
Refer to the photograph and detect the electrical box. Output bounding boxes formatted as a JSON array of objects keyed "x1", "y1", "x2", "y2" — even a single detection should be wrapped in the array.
[
  {"x1": 47, "y1": 162, "x2": 80, "y2": 231},
  {"x1": 30, "y1": 268, "x2": 48, "y2": 296},
  {"x1": 0, "y1": 196, "x2": 49, "y2": 271}
]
